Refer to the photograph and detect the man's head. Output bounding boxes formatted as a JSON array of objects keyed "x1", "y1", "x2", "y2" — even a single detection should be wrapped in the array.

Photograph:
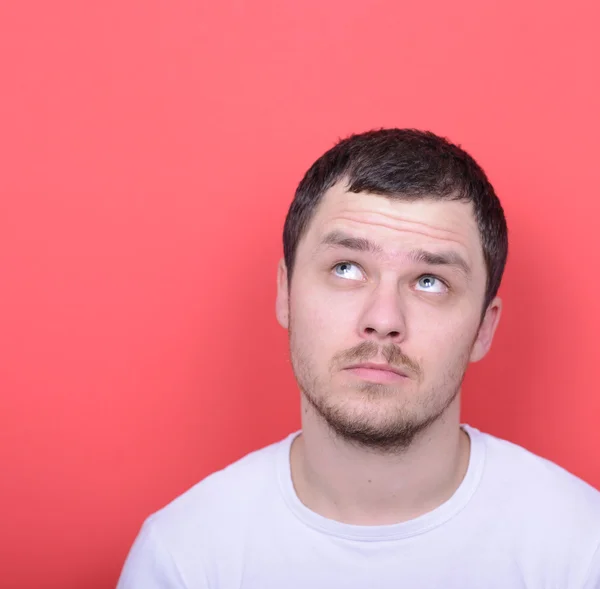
[{"x1": 276, "y1": 129, "x2": 507, "y2": 452}]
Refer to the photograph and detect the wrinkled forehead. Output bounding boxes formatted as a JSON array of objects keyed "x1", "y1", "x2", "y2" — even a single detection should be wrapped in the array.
[{"x1": 301, "y1": 183, "x2": 483, "y2": 263}]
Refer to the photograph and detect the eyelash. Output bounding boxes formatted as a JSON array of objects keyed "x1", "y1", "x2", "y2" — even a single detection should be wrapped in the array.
[{"x1": 330, "y1": 261, "x2": 450, "y2": 289}]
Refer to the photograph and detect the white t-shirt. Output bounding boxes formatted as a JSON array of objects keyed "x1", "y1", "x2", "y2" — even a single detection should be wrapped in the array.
[{"x1": 117, "y1": 425, "x2": 600, "y2": 588}]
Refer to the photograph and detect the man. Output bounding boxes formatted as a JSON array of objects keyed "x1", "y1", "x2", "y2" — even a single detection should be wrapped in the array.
[{"x1": 117, "y1": 129, "x2": 600, "y2": 588}]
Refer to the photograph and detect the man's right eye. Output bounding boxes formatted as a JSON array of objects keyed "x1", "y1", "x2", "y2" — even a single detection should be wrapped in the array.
[{"x1": 332, "y1": 262, "x2": 365, "y2": 281}]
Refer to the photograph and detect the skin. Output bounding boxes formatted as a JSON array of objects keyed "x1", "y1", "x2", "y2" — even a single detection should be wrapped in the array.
[{"x1": 275, "y1": 181, "x2": 502, "y2": 526}]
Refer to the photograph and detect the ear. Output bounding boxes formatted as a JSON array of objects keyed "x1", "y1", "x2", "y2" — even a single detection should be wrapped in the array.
[
  {"x1": 470, "y1": 297, "x2": 502, "y2": 363},
  {"x1": 275, "y1": 258, "x2": 290, "y2": 329}
]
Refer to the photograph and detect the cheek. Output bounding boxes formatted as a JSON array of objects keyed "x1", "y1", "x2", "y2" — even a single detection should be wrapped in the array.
[
  {"x1": 408, "y1": 303, "x2": 479, "y2": 359},
  {"x1": 290, "y1": 282, "x2": 359, "y2": 353}
]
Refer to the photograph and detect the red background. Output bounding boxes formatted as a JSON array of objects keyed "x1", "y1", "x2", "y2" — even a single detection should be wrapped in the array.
[{"x1": 1, "y1": 1, "x2": 599, "y2": 587}]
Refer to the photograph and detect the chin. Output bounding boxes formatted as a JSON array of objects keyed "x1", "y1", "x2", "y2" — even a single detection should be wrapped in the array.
[
  {"x1": 308, "y1": 386, "x2": 451, "y2": 451},
  {"x1": 325, "y1": 397, "x2": 422, "y2": 432},
  {"x1": 325, "y1": 411, "x2": 431, "y2": 453}
]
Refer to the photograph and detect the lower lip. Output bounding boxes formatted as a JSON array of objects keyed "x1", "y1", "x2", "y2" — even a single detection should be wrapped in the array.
[{"x1": 345, "y1": 367, "x2": 407, "y2": 383}]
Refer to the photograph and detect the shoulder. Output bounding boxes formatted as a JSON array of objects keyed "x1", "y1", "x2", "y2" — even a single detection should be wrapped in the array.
[
  {"x1": 470, "y1": 425, "x2": 600, "y2": 537},
  {"x1": 145, "y1": 432, "x2": 294, "y2": 550},
  {"x1": 118, "y1": 434, "x2": 296, "y2": 588},
  {"x1": 476, "y1": 426, "x2": 600, "y2": 503},
  {"x1": 468, "y1": 425, "x2": 600, "y2": 584}
]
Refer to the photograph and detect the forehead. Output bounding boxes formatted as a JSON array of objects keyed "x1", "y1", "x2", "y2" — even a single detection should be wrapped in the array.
[{"x1": 300, "y1": 183, "x2": 484, "y2": 268}]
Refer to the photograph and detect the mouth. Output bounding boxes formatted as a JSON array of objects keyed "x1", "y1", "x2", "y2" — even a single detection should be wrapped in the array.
[{"x1": 343, "y1": 362, "x2": 409, "y2": 383}]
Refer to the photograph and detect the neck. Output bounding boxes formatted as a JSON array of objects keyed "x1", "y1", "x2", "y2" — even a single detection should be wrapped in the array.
[{"x1": 290, "y1": 395, "x2": 470, "y2": 526}]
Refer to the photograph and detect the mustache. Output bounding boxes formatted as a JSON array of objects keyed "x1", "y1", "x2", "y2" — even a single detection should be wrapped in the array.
[{"x1": 331, "y1": 340, "x2": 422, "y2": 378}]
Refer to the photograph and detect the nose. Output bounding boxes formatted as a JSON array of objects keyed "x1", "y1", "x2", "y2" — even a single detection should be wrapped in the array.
[{"x1": 357, "y1": 283, "x2": 407, "y2": 344}]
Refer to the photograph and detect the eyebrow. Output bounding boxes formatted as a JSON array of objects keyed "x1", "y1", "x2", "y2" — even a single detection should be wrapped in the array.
[
  {"x1": 317, "y1": 230, "x2": 471, "y2": 277},
  {"x1": 319, "y1": 230, "x2": 384, "y2": 255}
]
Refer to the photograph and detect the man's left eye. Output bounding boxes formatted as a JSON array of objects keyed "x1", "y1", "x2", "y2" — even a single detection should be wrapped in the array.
[
  {"x1": 333, "y1": 262, "x2": 364, "y2": 281},
  {"x1": 415, "y1": 275, "x2": 447, "y2": 293}
]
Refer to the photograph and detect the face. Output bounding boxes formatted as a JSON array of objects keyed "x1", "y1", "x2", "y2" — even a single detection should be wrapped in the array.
[{"x1": 276, "y1": 183, "x2": 502, "y2": 452}]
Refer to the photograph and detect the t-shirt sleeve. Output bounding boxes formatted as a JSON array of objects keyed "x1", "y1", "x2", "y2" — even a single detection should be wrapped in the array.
[{"x1": 116, "y1": 518, "x2": 201, "y2": 589}]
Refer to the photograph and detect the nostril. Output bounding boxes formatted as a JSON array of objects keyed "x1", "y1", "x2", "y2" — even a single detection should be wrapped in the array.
[{"x1": 363, "y1": 327, "x2": 401, "y2": 340}]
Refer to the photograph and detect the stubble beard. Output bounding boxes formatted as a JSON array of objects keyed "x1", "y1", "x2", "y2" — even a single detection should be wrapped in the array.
[{"x1": 289, "y1": 324, "x2": 472, "y2": 455}]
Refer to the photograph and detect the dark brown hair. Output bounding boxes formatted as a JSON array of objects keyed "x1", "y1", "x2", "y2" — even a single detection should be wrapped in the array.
[{"x1": 283, "y1": 128, "x2": 508, "y2": 310}]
